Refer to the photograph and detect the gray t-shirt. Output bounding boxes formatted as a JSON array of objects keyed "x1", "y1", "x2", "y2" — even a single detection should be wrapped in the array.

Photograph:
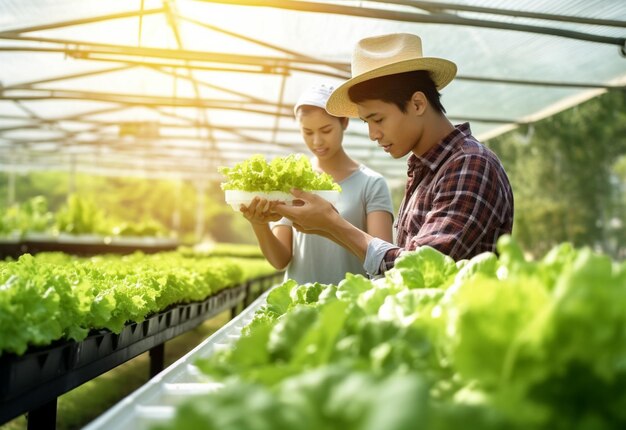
[{"x1": 272, "y1": 165, "x2": 393, "y2": 285}]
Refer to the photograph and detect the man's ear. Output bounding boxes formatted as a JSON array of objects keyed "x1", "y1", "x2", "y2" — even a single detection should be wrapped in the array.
[{"x1": 409, "y1": 91, "x2": 427, "y2": 116}]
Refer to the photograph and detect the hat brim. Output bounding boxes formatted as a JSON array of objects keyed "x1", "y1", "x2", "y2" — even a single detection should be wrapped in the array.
[{"x1": 326, "y1": 57, "x2": 457, "y2": 118}]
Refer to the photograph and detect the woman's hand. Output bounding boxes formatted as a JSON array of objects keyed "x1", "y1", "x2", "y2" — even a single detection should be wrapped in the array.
[{"x1": 240, "y1": 197, "x2": 283, "y2": 225}]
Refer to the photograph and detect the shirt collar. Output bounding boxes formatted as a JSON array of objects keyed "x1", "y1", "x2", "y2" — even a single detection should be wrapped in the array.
[{"x1": 406, "y1": 123, "x2": 472, "y2": 175}]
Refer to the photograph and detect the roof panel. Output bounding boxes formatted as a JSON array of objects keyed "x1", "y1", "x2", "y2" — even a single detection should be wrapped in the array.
[{"x1": 0, "y1": 0, "x2": 624, "y2": 182}]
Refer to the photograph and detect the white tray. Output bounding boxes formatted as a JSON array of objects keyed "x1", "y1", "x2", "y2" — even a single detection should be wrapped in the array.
[
  {"x1": 83, "y1": 290, "x2": 274, "y2": 430},
  {"x1": 224, "y1": 190, "x2": 340, "y2": 211}
]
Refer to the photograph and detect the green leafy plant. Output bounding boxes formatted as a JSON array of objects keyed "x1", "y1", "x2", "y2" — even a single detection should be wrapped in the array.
[
  {"x1": 0, "y1": 195, "x2": 54, "y2": 236},
  {"x1": 0, "y1": 250, "x2": 276, "y2": 356},
  {"x1": 189, "y1": 236, "x2": 626, "y2": 430},
  {"x1": 219, "y1": 154, "x2": 341, "y2": 192},
  {"x1": 55, "y1": 194, "x2": 108, "y2": 235}
]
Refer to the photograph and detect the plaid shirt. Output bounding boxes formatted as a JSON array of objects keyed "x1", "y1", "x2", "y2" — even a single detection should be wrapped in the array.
[{"x1": 379, "y1": 123, "x2": 513, "y2": 273}]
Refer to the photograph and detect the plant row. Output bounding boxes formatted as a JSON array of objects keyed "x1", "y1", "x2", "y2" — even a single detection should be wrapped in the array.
[
  {"x1": 156, "y1": 236, "x2": 626, "y2": 430},
  {"x1": 0, "y1": 250, "x2": 275, "y2": 356},
  {"x1": 0, "y1": 195, "x2": 169, "y2": 238}
]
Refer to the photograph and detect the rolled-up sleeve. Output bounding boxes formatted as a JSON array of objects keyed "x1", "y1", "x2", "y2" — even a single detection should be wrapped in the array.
[{"x1": 364, "y1": 237, "x2": 399, "y2": 276}]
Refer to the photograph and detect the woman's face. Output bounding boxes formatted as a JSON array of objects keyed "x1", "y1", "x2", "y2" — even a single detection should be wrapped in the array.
[{"x1": 296, "y1": 106, "x2": 347, "y2": 161}]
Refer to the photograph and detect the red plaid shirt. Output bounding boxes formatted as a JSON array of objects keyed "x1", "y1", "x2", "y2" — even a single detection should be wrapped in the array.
[{"x1": 381, "y1": 123, "x2": 513, "y2": 271}]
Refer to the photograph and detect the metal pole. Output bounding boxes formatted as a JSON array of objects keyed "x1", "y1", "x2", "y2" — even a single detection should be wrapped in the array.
[
  {"x1": 27, "y1": 399, "x2": 57, "y2": 430},
  {"x1": 375, "y1": 0, "x2": 626, "y2": 28},
  {"x1": 194, "y1": 181, "x2": 206, "y2": 241},
  {"x1": 8, "y1": 149, "x2": 16, "y2": 206},
  {"x1": 69, "y1": 154, "x2": 76, "y2": 195},
  {"x1": 149, "y1": 344, "x2": 165, "y2": 378},
  {"x1": 196, "y1": 0, "x2": 626, "y2": 48}
]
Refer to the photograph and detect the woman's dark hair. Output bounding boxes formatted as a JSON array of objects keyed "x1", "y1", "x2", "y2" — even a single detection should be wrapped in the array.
[{"x1": 348, "y1": 70, "x2": 446, "y2": 114}]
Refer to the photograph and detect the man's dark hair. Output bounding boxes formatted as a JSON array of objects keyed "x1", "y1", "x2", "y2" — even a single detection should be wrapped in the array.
[{"x1": 348, "y1": 70, "x2": 446, "y2": 114}]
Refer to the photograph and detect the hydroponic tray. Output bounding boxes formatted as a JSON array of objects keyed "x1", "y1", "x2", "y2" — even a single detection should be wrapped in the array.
[
  {"x1": 0, "y1": 235, "x2": 179, "y2": 259},
  {"x1": 0, "y1": 284, "x2": 246, "y2": 425},
  {"x1": 83, "y1": 289, "x2": 271, "y2": 430},
  {"x1": 224, "y1": 189, "x2": 340, "y2": 210}
]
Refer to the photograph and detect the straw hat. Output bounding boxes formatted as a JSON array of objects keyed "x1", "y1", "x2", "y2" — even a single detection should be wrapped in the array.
[{"x1": 326, "y1": 33, "x2": 457, "y2": 118}]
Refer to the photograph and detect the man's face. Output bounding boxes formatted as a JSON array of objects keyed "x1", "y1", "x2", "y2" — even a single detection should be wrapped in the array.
[{"x1": 356, "y1": 99, "x2": 422, "y2": 159}]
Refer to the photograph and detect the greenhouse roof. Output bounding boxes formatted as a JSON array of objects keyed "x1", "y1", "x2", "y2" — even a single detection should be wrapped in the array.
[{"x1": 0, "y1": 0, "x2": 625, "y2": 185}]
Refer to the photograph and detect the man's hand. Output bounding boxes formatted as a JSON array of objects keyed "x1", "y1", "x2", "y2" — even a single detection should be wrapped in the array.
[
  {"x1": 276, "y1": 189, "x2": 373, "y2": 262},
  {"x1": 240, "y1": 197, "x2": 283, "y2": 225},
  {"x1": 273, "y1": 189, "x2": 339, "y2": 236}
]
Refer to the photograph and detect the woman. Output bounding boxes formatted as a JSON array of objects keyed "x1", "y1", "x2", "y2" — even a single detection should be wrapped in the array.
[{"x1": 240, "y1": 83, "x2": 394, "y2": 285}]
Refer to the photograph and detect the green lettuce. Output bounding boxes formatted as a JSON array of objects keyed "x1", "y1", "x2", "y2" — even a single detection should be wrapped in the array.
[{"x1": 219, "y1": 154, "x2": 341, "y2": 192}]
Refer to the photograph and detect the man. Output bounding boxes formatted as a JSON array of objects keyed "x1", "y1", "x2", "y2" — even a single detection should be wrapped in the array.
[{"x1": 274, "y1": 33, "x2": 513, "y2": 276}]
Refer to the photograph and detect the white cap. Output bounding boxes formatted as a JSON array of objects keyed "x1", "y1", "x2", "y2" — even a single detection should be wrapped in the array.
[{"x1": 293, "y1": 83, "x2": 337, "y2": 117}]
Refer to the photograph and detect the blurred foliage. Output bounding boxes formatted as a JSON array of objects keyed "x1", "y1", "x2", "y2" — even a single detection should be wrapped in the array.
[
  {"x1": 0, "y1": 195, "x2": 53, "y2": 235},
  {"x1": 0, "y1": 175, "x2": 255, "y2": 244},
  {"x1": 487, "y1": 90, "x2": 626, "y2": 259},
  {"x1": 0, "y1": 194, "x2": 168, "y2": 237}
]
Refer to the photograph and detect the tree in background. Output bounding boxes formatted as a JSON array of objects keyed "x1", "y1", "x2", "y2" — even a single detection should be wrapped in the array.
[{"x1": 487, "y1": 90, "x2": 626, "y2": 258}]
